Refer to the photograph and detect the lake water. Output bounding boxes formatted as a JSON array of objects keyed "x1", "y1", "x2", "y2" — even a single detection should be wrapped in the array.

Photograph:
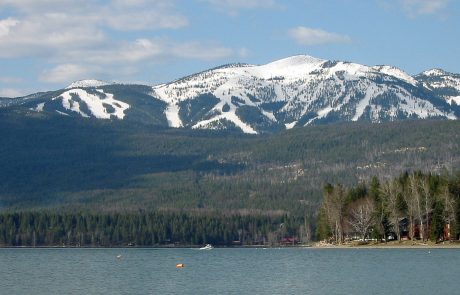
[{"x1": 1, "y1": 247, "x2": 458, "y2": 294}]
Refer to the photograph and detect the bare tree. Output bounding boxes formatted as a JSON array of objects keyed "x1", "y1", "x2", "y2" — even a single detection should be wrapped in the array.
[
  {"x1": 381, "y1": 179, "x2": 402, "y2": 240},
  {"x1": 405, "y1": 174, "x2": 422, "y2": 241},
  {"x1": 406, "y1": 174, "x2": 425, "y2": 241},
  {"x1": 299, "y1": 224, "x2": 312, "y2": 244},
  {"x1": 420, "y1": 178, "x2": 433, "y2": 242},
  {"x1": 440, "y1": 184, "x2": 456, "y2": 240},
  {"x1": 323, "y1": 184, "x2": 346, "y2": 244},
  {"x1": 347, "y1": 198, "x2": 375, "y2": 241}
]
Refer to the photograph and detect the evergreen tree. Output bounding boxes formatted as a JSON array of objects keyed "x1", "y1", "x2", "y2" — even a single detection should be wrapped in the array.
[{"x1": 431, "y1": 200, "x2": 445, "y2": 242}]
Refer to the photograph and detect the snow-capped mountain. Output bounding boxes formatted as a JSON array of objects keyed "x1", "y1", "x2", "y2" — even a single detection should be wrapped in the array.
[
  {"x1": 151, "y1": 55, "x2": 457, "y2": 133},
  {"x1": 415, "y1": 69, "x2": 460, "y2": 106},
  {"x1": 3, "y1": 55, "x2": 460, "y2": 133},
  {"x1": 66, "y1": 79, "x2": 114, "y2": 89},
  {"x1": 32, "y1": 88, "x2": 130, "y2": 119}
]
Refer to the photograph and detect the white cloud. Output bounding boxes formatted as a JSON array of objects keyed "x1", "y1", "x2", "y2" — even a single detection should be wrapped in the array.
[
  {"x1": 382, "y1": 0, "x2": 451, "y2": 17},
  {"x1": 0, "y1": 1, "x2": 188, "y2": 35},
  {"x1": 400, "y1": 0, "x2": 449, "y2": 16},
  {"x1": 0, "y1": 12, "x2": 107, "y2": 58},
  {"x1": 106, "y1": 1, "x2": 188, "y2": 30},
  {"x1": 238, "y1": 47, "x2": 250, "y2": 58},
  {"x1": 40, "y1": 64, "x2": 94, "y2": 83},
  {"x1": 0, "y1": 76, "x2": 22, "y2": 84},
  {"x1": 0, "y1": 88, "x2": 24, "y2": 97},
  {"x1": 202, "y1": 0, "x2": 277, "y2": 9},
  {"x1": 61, "y1": 38, "x2": 235, "y2": 65},
  {"x1": 37, "y1": 38, "x2": 239, "y2": 84},
  {"x1": 201, "y1": 0, "x2": 278, "y2": 15},
  {"x1": 72, "y1": 39, "x2": 164, "y2": 65},
  {"x1": 0, "y1": 17, "x2": 19, "y2": 37},
  {"x1": 0, "y1": 1, "x2": 246, "y2": 86},
  {"x1": 0, "y1": 0, "x2": 78, "y2": 11},
  {"x1": 288, "y1": 27, "x2": 351, "y2": 46},
  {"x1": 105, "y1": 10, "x2": 188, "y2": 31},
  {"x1": 0, "y1": 0, "x2": 188, "y2": 58},
  {"x1": 172, "y1": 42, "x2": 236, "y2": 60}
]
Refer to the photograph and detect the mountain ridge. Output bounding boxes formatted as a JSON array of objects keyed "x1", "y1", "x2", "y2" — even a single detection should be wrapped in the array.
[{"x1": 2, "y1": 55, "x2": 460, "y2": 133}]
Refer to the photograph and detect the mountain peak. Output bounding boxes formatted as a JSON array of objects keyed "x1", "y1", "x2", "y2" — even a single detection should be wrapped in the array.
[
  {"x1": 66, "y1": 79, "x2": 112, "y2": 89},
  {"x1": 249, "y1": 55, "x2": 326, "y2": 79},
  {"x1": 421, "y1": 69, "x2": 448, "y2": 77},
  {"x1": 264, "y1": 55, "x2": 326, "y2": 68},
  {"x1": 372, "y1": 65, "x2": 417, "y2": 85},
  {"x1": 4, "y1": 55, "x2": 459, "y2": 134}
]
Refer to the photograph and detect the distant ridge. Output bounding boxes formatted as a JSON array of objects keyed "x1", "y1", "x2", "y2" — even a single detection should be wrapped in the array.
[
  {"x1": 66, "y1": 79, "x2": 113, "y2": 89},
  {"x1": 2, "y1": 55, "x2": 460, "y2": 133}
]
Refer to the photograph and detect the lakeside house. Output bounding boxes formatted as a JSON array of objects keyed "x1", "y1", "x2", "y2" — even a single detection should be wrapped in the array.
[{"x1": 398, "y1": 213, "x2": 452, "y2": 241}]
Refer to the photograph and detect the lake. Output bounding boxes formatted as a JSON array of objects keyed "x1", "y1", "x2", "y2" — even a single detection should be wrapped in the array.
[{"x1": 1, "y1": 247, "x2": 458, "y2": 294}]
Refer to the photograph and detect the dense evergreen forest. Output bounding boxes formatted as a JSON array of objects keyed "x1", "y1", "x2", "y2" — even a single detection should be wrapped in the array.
[
  {"x1": 0, "y1": 112, "x2": 459, "y2": 246},
  {"x1": 0, "y1": 211, "x2": 310, "y2": 247}
]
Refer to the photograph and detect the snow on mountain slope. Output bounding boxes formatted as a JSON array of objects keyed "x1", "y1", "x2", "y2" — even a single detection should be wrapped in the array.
[
  {"x1": 66, "y1": 80, "x2": 113, "y2": 89},
  {"x1": 416, "y1": 69, "x2": 460, "y2": 105},
  {"x1": 243, "y1": 55, "x2": 326, "y2": 79},
  {"x1": 371, "y1": 65, "x2": 418, "y2": 86},
  {"x1": 152, "y1": 55, "x2": 455, "y2": 133},
  {"x1": 32, "y1": 88, "x2": 130, "y2": 119},
  {"x1": 452, "y1": 96, "x2": 460, "y2": 105},
  {"x1": 58, "y1": 89, "x2": 129, "y2": 119},
  {"x1": 421, "y1": 69, "x2": 447, "y2": 77},
  {"x1": 5, "y1": 55, "x2": 459, "y2": 133}
]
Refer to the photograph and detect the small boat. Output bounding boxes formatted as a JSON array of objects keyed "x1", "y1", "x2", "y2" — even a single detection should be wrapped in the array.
[
  {"x1": 116, "y1": 254, "x2": 122, "y2": 259},
  {"x1": 176, "y1": 263, "x2": 185, "y2": 268},
  {"x1": 199, "y1": 244, "x2": 213, "y2": 250}
]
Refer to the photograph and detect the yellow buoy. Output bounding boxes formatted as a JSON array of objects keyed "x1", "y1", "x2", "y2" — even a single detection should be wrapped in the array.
[{"x1": 176, "y1": 263, "x2": 185, "y2": 268}]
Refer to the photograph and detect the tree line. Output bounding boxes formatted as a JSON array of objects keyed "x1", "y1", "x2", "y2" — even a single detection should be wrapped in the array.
[
  {"x1": 1, "y1": 171, "x2": 459, "y2": 247},
  {"x1": 316, "y1": 171, "x2": 460, "y2": 244},
  {"x1": 0, "y1": 211, "x2": 312, "y2": 247}
]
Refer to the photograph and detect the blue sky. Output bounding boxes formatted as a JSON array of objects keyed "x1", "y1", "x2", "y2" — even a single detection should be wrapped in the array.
[{"x1": 0, "y1": 0, "x2": 459, "y2": 97}]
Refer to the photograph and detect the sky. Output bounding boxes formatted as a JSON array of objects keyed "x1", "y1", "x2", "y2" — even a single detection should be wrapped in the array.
[{"x1": 0, "y1": 0, "x2": 459, "y2": 97}]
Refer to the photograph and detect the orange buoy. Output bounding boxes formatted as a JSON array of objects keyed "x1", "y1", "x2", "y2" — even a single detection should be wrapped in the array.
[{"x1": 176, "y1": 263, "x2": 185, "y2": 268}]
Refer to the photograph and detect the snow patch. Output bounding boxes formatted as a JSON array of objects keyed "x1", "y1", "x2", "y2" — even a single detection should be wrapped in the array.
[
  {"x1": 56, "y1": 110, "x2": 70, "y2": 116},
  {"x1": 285, "y1": 121, "x2": 297, "y2": 129},
  {"x1": 449, "y1": 96, "x2": 460, "y2": 105},
  {"x1": 372, "y1": 65, "x2": 417, "y2": 85},
  {"x1": 421, "y1": 69, "x2": 446, "y2": 77},
  {"x1": 261, "y1": 110, "x2": 277, "y2": 122},
  {"x1": 193, "y1": 111, "x2": 257, "y2": 134},
  {"x1": 352, "y1": 85, "x2": 381, "y2": 121},
  {"x1": 53, "y1": 89, "x2": 129, "y2": 119},
  {"x1": 66, "y1": 80, "x2": 112, "y2": 89},
  {"x1": 34, "y1": 102, "x2": 45, "y2": 112},
  {"x1": 317, "y1": 107, "x2": 333, "y2": 117},
  {"x1": 243, "y1": 55, "x2": 326, "y2": 79},
  {"x1": 165, "y1": 103, "x2": 183, "y2": 127}
]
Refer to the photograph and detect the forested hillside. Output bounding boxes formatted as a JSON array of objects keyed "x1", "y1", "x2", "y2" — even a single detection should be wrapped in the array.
[
  {"x1": 0, "y1": 111, "x2": 459, "y2": 246},
  {"x1": 1, "y1": 112, "x2": 459, "y2": 214}
]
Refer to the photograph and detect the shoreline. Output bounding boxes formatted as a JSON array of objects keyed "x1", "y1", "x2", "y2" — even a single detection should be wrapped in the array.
[
  {"x1": 311, "y1": 240, "x2": 460, "y2": 249},
  {"x1": 1, "y1": 241, "x2": 460, "y2": 249}
]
